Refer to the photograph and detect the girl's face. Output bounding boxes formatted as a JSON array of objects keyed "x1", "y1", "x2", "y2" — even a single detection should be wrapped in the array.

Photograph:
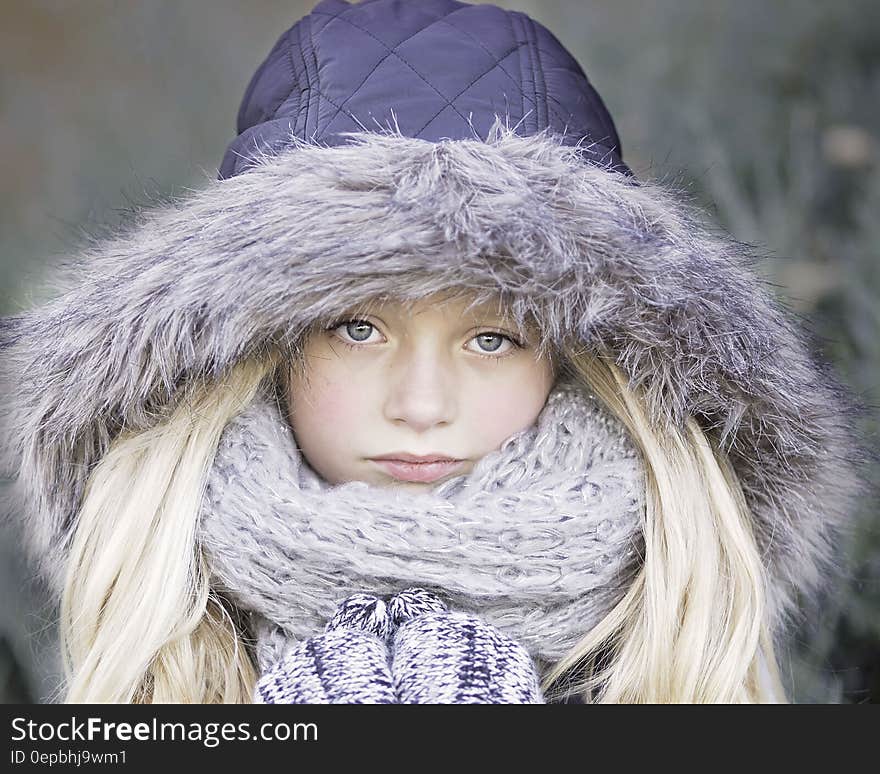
[{"x1": 285, "y1": 293, "x2": 556, "y2": 491}]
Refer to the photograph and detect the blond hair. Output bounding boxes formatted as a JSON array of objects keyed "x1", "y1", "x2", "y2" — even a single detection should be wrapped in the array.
[
  {"x1": 58, "y1": 351, "x2": 279, "y2": 702},
  {"x1": 57, "y1": 345, "x2": 787, "y2": 703},
  {"x1": 540, "y1": 349, "x2": 787, "y2": 703}
]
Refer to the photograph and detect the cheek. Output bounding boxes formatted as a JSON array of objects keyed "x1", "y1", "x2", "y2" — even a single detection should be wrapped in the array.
[
  {"x1": 479, "y1": 388, "x2": 539, "y2": 440},
  {"x1": 300, "y1": 381, "x2": 351, "y2": 425},
  {"x1": 286, "y1": 359, "x2": 376, "y2": 485},
  {"x1": 288, "y1": 364, "x2": 363, "y2": 438},
  {"x1": 468, "y1": 361, "x2": 554, "y2": 447}
]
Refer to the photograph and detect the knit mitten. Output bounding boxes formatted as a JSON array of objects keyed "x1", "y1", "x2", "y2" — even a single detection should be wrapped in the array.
[
  {"x1": 388, "y1": 588, "x2": 546, "y2": 704},
  {"x1": 252, "y1": 593, "x2": 396, "y2": 704}
]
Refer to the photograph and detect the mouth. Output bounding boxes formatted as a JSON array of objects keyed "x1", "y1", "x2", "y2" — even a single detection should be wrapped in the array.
[{"x1": 368, "y1": 456, "x2": 465, "y2": 483}]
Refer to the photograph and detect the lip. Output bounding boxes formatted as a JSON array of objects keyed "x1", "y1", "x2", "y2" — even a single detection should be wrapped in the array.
[
  {"x1": 369, "y1": 454, "x2": 465, "y2": 483},
  {"x1": 371, "y1": 452, "x2": 460, "y2": 463}
]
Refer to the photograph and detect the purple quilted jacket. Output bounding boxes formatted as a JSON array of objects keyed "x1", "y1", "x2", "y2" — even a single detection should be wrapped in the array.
[{"x1": 219, "y1": 0, "x2": 631, "y2": 180}]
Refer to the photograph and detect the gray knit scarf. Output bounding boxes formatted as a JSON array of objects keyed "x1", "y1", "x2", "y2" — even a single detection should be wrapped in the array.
[{"x1": 199, "y1": 374, "x2": 645, "y2": 674}]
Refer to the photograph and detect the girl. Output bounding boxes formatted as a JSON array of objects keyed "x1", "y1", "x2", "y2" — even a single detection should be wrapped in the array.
[{"x1": 0, "y1": 0, "x2": 869, "y2": 703}]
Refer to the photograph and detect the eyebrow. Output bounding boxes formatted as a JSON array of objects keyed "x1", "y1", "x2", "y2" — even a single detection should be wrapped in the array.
[{"x1": 334, "y1": 299, "x2": 511, "y2": 320}]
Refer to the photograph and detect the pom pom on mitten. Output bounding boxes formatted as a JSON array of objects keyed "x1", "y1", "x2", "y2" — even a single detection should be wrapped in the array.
[
  {"x1": 325, "y1": 591, "x2": 395, "y2": 639},
  {"x1": 388, "y1": 588, "x2": 546, "y2": 704},
  {"x1": 252, "y1": 593, "x2": 395, "y2": 704},
  {"x1": 388, "y1": 585, "x2": 449, "y2": 627}
]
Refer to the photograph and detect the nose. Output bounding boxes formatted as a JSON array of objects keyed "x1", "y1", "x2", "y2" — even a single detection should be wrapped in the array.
[{"x1": 383, "y1": 345, "x2": 456, "y2": 432}]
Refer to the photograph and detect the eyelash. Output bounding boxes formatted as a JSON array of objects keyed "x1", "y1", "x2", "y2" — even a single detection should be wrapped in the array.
[{"x1": 324, "y1": 319, "x2": 524, "y2": 360}]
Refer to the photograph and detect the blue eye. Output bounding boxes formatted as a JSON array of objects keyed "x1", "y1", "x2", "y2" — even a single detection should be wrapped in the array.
[
  {"x1": 325, "y1": 319, "x2": 522, "y2": 359},
  {"x1": 467, "y1": 331, "x2": 522, "y2": 358},
  {"x1": 475, "y1": 333, "x2": 505, "y2": 352},
  {"x1": 342, "y1": 320, "x2": 374, "y2": 342},
  {"x1": 324, "y1": 318, "x2": 381, "y2": 347}
]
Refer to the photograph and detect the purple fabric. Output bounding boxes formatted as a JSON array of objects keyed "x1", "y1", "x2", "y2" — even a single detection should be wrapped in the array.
[{"x1": 219, "y1": 0, "x2": 631, "y2": 179}]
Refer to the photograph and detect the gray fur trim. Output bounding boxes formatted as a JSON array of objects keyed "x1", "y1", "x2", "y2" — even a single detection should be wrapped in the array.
[{"x1": 0, "y1": 124, "x2": 870, "y2": 637}]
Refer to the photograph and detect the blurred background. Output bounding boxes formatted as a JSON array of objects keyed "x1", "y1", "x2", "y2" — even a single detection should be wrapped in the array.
[{"x1": 1, "y1": 0, "x2": 877, "y2": 703}]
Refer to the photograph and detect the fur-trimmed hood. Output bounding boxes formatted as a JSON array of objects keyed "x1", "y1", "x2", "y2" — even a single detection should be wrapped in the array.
[
  {"x1": 0, "y1": 125, "x2": 868, "y2": 632},
  {"x1": 0, "y1": 0, "x2": 870, "y2": 644}
]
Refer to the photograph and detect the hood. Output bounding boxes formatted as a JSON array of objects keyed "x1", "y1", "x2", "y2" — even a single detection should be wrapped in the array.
[
  {"x1": 0, "y1": 0, "x2": 869, "y2": 640},
  {"x1": 217, "y1": 0, "x2": 631, "y2": 178}
]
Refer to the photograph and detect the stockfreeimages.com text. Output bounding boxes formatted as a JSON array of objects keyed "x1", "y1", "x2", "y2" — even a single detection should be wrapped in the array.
[{"x1": 10, "y1": 716, "x2": 317, "y2": 747}]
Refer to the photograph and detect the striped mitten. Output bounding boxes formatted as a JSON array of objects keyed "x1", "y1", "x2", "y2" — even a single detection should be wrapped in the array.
[
  {"x1": 388, "y1": 588, "x2": 546, "y2": 704},
  {"x1": 252, "y1": 593, "x2": 396, "y2": 704}
]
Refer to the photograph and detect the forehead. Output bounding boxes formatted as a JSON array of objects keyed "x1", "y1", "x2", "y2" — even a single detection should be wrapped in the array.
[{"x1": 343, "y1": 290, "x2": 513, "y2": 320}]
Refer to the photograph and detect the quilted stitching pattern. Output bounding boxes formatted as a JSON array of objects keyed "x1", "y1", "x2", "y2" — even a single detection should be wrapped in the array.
[
  {"x1": 219, "y1": 0, "x2": 629, "y2": 179},
  {"x1": 312, "y1": 4, "x2": 475, "y2": 134}
]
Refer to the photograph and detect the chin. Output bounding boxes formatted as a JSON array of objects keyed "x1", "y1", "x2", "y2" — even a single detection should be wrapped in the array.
[
  {"x1": 386, "y1": 478, "x2": 432, "y2": 490},
  {"x1": 373, "y1": 477, "x2": 442, "y2": 493}
]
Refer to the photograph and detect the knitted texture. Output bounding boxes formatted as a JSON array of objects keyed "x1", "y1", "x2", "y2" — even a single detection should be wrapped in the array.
[
  {"x1": 253, "y1": 594, "x2": 395, "y2": 704},
  {"x1": 254, "y1": 588, "x2": 545, "y2": 704},
  {"x1": 392, "y1": 613, "x2": 545, "y2": 704},
  {"x1": 200, "y1": 374, "x2": 645, "y2": 666}
]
